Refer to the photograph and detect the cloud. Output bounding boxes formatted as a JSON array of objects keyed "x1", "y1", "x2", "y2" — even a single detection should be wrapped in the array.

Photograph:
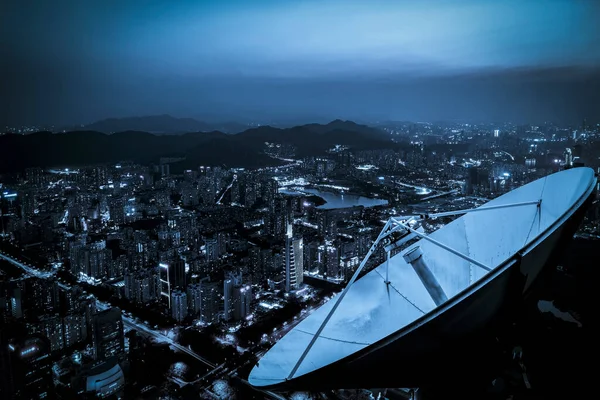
[{"x1": 1, "y1": 0, "x2": 598, "y2": 125}]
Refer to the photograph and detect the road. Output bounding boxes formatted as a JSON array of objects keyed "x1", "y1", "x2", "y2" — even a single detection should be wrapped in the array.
[
  {"x1": 396, "y1": 181, "x2": 434, "y2": 193},
  {"x1": 0, "y1": 250, "x2": 55, "y2": 279},
  {"x1": 234, "y1": 377, "x2": 288, "y2": 400},
  {"x1": 0, "y1": 248, "x2": 218, "y2": 371},
  {"x1": 96, "y1": 301, "x2": 217, "y2": 369},
  {"x1": 421, "y1": 189, "x2": 459, "y2": 201},
  {"x1": 194, "y1": 315, "x2": 303, "y2": 395},
  {"x1": 216, "y1": 174, "x2": 238, "y2": 205},
  {"x1": 1, "y1": 247, "x2": 297, "y2": 400},
  {"x1": 199, "y1": 307, "x2": 316, "y2": 396}
]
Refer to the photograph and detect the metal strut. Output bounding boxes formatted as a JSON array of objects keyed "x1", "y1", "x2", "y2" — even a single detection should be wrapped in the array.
[
  {"x1": 286, "y1": 198, "x2": 541, "y2": 380},
  {"x1": 420, "y1": 200, "x2": 541, "y2": 220},
  {"x1": 287, "y1": 219, "x2": 397, "y2": 379},
  {"x1": 390, "y1": 218, "x2": 492, "y2": 272},
  {"x1": 385, "y1": 250, "x2": 391, "y2": 284}
]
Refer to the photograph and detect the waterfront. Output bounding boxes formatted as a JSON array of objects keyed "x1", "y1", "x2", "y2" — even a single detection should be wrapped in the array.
[{"x1": 280, "y1": 187, "x2": 388, "y2": 209}]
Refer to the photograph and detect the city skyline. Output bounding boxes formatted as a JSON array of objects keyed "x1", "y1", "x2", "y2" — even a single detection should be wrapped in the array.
[
  {"x1": 0, "y1": 1, "x2": 597, "y2": 398},
  {"x1": 1, "y1": 117, "x2": 597, "y2": 398}
]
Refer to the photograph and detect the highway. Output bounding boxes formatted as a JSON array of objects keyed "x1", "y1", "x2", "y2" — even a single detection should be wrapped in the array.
[
  {"x1": 396, "y1": 181, "x2": 434, "y2": 194},
  {"x1": 199, "y1": 308, "x2": 313, "y2": 398},
  {"x1": 96, "y1": 301, "x2": 216, "y2": 369},
  {"x1": 236, "y1": 377, "x2": 288, "y2": 400},
  {"x1": 1, "y1": 247, "x2": 292, "y2": 399},
  {"x1": 0, "y1": 250, "x2": 55, "y2": 279},
  {"x1": 0, "y1": 248, "x2": 217, "y2": 370},
  {"x1": 421, "y1": 189, "x2": 459, "y2": 201},
  {"x1": 194, "y1": 314, "x2": 306, "y2": 398},
  {"x1": 216, "y1": 174, "x2": 238, "y2": 205}
]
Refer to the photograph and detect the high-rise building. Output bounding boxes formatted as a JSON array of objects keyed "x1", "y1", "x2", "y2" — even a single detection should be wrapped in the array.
[
  {"x1": 32, "y1": 314, "x2": 64, "y2": 353},
  {"x1": 62, "y1": 313, "x2": 88, "y2": 348},
  {"x1": 19, "y1": 190, "x2": 36, "y2": 219},
  {"x1": 318, "y1": 209, "x2": 339, "y2": 237},
  {"x1": 169, "y1": 258, "x2": 187, "y2": 290},
  {"x1": 244, "y1": 181, "x2": 257, "y2": 207},
  {"x1": 187, "y1": 284, "x2": 202, "y2": 317},
  {"x1": 9, "y1": 286, "x2": 24, "y2": 319},
  {"x1": 292, "y1": 237, "x2": 304, "y2": 287},
  {"x1": 232, "y1": 285, "x2": 252, "y2": 321},
  {"x1": 248, "y1": 246, "x2": 262, "y2": 284},
  {"x1": 325, "y1": 244, "x2": 340, "y2": 279},
  {"x1": 223, "y1": 272, "x2": 242, "y2": 321},
  {"x1": 200, "y1": 279, "x2": 220, "y2": 324},
  {"x1": 230, "y1": 178, "x2": 241, "y2": 204},
  {"x1": 25, "y1": 167, "x2": 44, "y2": 186},
  {"x1": 159, "y1": 163, "x2": 170, "y2": 177},
  {"x1": 21, "y1": 278, "x2": 59, "y2": 319},
  {"x1": 205, "y1": 238, "x2": 219, "y2": 262},
  {"x1": 108, "y1": 196, "x2": 125, "y2": 225},
  {"x1": 284, "y1": 221, "x2": 303, "y2": 292},
  {"x1": 124, "y1": 267, "x2": 160, "y2": 305},
  {"x1": 171, "y1": 290, "x2": 188, "y2": 322},
  {"x1": 93, "y1": 166, "x2": 108, "y2": 187},
  {"x1": 92, "y1": 308, "x2": 124, "y2": 362},
  {"x1": 6, "y1": 336, "x2": 54, "y2": 399},
  {"x1": 0, "y1": 327, "x2": 14, "y2": 398},
  {"x1": 181, "y1": 185, "x2": 199, "y2": 207},
  {"x1": 159, "y1": 262, "x2": 171, "y2": 308},
  {"x1": 493, "y1": 129, "x2": 500, "y2": 137}
]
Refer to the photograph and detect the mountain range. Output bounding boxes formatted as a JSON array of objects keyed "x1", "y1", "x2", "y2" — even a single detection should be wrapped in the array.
[{"x1": 0, "y1": 120, "x2": 393, "y2": 173}]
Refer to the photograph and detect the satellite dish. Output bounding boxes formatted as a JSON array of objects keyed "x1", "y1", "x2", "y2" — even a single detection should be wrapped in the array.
[{"x1": 248, "y1": 167, "x2": 596, "y2": 391}]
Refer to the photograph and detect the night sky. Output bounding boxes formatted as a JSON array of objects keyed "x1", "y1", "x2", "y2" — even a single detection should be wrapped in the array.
[{"x1": 2, "y1": 0, "x2": 599, "y2": 126}]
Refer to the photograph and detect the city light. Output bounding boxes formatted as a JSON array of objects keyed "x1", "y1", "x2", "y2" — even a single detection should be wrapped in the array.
[{"x1": 0, "y1": 99, "x2": 597, "y2": 399}]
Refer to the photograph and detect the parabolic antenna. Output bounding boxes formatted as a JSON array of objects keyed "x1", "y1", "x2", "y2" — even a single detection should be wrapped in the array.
[{"x1": 249, "y1": 167, "x2": 597, "y2": 391}]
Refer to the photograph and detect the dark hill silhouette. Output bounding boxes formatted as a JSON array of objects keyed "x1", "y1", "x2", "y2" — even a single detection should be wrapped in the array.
[
  {"x1": 234, "y1": 121, "x2": 389, "y2": 157},
  {"x1": 0, "y1": 122, "x2": 391, "y2": 172},
  {"x1": 301, "y1": 119, "x2": 387, "y2": 138}
]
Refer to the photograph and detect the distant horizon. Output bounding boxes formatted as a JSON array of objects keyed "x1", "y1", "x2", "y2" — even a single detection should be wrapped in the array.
[
  {"x1": 2, "y1": 0, "x2": 599, "y2": 127},
  {"x1": 4, "y1": 110, "x2": 597, "y2": 132}
]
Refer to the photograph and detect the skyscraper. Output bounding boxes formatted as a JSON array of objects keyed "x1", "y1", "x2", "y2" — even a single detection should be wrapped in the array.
[
  {"x1": 170, "y1": 258, "x2": 187, "y2": 290},
  {"x1": 223, "y1": 271, "x2": 242, "y2": 321},
  {"x1": 108, "y1": 196, "x2": 125, "y2": 225},
  {"x1": 5, "y1": 335, "x2": 54, "y2": 400},
  {"x1": 232, "y1": 285, "x2": 252, "y2": 321},
  {"x1": 325, "y1": 243, "x2": 340, "y2": 279},
  {"x1": 159, "y1": 262, "x2": 171, "y2": 308},
  {"x1": 200, "y1": 279, "x2": 220, "y2": 324},
  {"x1": 292, "y1": 237, "x2": 304, "y2": 288},
  {"x1": 187, "y1": 283, "x2": 202, "y2": 317},
  {"x1": 171, "y1": 290, "x2": 188, "y2": 322},
  {"x1": 205, "y1": 238, "x2": 219, "y2": 262},
  {"x1": 284, "y1": 221, "x2": 303, "y2": 292},
  {"x1": 124, "y1": 267, "x2": 160, "y2": 305},
  {"x1": 92, "y1": 308, "x2": 124, "y2": 362}
]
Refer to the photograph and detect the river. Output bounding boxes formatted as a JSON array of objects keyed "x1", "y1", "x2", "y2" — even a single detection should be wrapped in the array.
[{"x1": 280, "y1": 188, "x2": 388, "y2": 210}]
